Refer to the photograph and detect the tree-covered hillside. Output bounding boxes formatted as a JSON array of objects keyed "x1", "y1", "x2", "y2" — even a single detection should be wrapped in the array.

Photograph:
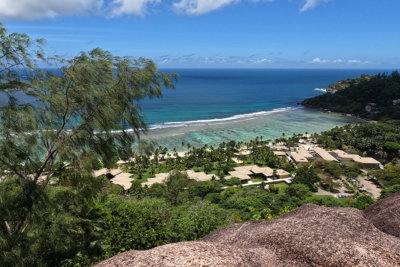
[{"x1": 302, "y1": 71, "x2": 400, "y2": 120}]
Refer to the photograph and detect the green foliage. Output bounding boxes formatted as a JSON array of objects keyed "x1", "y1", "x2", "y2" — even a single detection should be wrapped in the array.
[
  {"x1": 285, "y1": 184, "x2": 311, "y2": 199},
  {"x1": 384, "y1": 141, "x2": 400, "y2": 152},
  {"x1": 302, "y1": 195, "x2": 348, "y2": 207},
  {"x1": 292, "y1": 165, "x2": 321, "y2": 192},
  {"x1": 189, "y1": 181, "x2": 223, "y2": 199},
  {"x1": 0, "y1": 80, "x2": 30, "y2": 90},
  {"x1": 1, "y1": 24, "x2": 397, "y2": 267},
  {"x1": 103, "y1": 197, "x2": 171, "y2": 256},
  {"x1": 163, "y1": 171, "x2": 194, "y2": 205},
  {"x1": 372, "y1": 163, "x2": 400, "y2": 187},
  {"x1": 380, "y1": 184, "x2": 400, "y2": 199},
  {"x1": 170, "y1": 201, "x2": 229, "y2": 242},
  {"x1": 127, "y1": 180, "x2": 147, "y2": 199},
  {"x1": 316, "y1": 121, "x2": 400, "y2": 158},
  {"x1": 0, "y1": 22, "x2": 45, "y2": 83},
  {"x1": 250, "y1": 145, "x2": 280, "y2": 167},
  {"x1": 351, "y1": 195, "x2": 375, "y2": 210},
  {"x1": 0, "y1": 176, "x2": 106, "y2": 267},
  {"x1": 0, "y1": 25, "x2": 178, "y2": 266},
  {"x1": 224, "y1": 177, "x2": 242, "y2": 186},
  {"x1": 302, "y1": 71, "x2": 400, "y2": 120}
]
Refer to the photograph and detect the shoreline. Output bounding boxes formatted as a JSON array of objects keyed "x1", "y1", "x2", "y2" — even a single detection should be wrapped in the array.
[
  {"x1": 137, "y1": 107, "x2": 362, "y2": 152},
  {"x1": 299, "y1": 104, "x2": 376, "y2": 123}
]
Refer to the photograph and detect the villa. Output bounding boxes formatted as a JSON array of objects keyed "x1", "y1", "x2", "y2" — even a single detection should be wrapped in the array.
[
  {"x1": 333, "y1": 150, "x2": 381, "y2": 169},
  {"x1": 313, "y1": 147, "x2": 339, "y2": 162},
  {"x1": 290, "y1": 152, "x2": 309, "y2": 165}
]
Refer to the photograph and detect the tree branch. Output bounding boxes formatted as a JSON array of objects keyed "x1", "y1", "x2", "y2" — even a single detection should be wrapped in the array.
[
  {"x1": 4, "y1": 221, "x2": 12, "y2": 236},
  {"x1": 0, "y1": 157, "x2": 27, "y2": 180}
]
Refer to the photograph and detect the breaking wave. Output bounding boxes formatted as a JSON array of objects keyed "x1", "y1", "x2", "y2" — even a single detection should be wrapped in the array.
[{"x1": 148, "y1": 107, "x2": 298, "y2": 129}]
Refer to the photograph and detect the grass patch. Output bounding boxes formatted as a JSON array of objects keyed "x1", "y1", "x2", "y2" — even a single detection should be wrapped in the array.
[{"x1": 251, "y1": 178, "x2": 265, "y2": 183}]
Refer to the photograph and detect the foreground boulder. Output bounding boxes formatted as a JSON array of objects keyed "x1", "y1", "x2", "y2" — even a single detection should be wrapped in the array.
[
  {"x1": 96, "y1": 242, "x2": 279, "y2": 267},
  {"x1": 97, "y1": 204, "x2": 400, "y2": 267},
  {"x1": 364, "y1": 191, "x2": 400, "y2": 238}
]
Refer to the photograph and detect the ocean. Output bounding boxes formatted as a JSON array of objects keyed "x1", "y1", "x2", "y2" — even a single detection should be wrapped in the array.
[
  {"x1": 0, "y1": 69, "x2": 390, "y2": 150},
  {"x1": 137, "y1": 69, "x2": 386, "y2": 150}
]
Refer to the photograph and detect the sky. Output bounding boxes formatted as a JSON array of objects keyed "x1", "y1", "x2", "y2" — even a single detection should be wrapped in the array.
[{"x1": 1, "y1": 0, "x2": 400, "y2": 68}]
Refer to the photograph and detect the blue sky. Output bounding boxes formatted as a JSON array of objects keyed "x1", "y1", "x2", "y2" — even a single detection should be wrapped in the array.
[{"x1": 1, "y1": 0, "x2": 400, "y2": 68}]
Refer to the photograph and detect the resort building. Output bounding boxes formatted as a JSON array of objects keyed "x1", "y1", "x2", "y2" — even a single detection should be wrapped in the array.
[
  {"x1": 276, "y1": 169, "x2": 291, "y2": 178},
  {"x1": 142, "y1": 172, "x2": 170, "y2": 187},
  {"x1": 332, "y1": 150, "x2": 381, "y2": 169},
  {"x1": 186, "y1": 170, "x2": 216, "y2": 182},
  {"x1": 297, "y1": 148, "x2": 315, "y2": 159},
  {"x1": 111, "y1": 173, "x2": 133, "y2": 190},
  {"x1": 313, "y1": 147, "x2": 339, "y2": 162},
  {"x1": 234, "y1": 165, "x2": 275, "y2": 178},
  {"x1": 353, "y1": 156, "x2": 381, "y2": 169},
  {"x1": 332, "y1": 150, "x2": 357, "y2": 161},
  {"x1": 227, "y1": 171, "x2": 252, "y2": 183},
  {"x1": 290, "y1": 153, "x2": 309, "y2": 165},
  {"x1": 227, "y1": 165, "x2": 285, "y2": 183},
  {"x1": 290, "y1": 148, "x2": 315, "y2": 165}
]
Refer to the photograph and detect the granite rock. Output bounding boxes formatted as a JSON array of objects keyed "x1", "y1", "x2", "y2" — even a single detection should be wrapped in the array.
[{"x1": 97, "y1": 202, "x2": 400, "y2": 266}]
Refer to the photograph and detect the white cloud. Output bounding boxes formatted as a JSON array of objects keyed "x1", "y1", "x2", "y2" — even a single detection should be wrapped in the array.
[
  {"x1": 0, "y1": 0, "x2": 160, "y2": 20},
  {"x1": 332, "y1": 59, "x2": 343, "y2": 63},
  {"x1": 107, "y1": 0, "x2": 161, "y2": 17},
  {"x1": 251, "y1": 58, "x2": 271, "y2": 64},
  {"x1": 347, "y1": 59, "x2": 369, "y2": 64},
  {"x1": 173, "y1": 0, "x2": 273, "y2": 16},
  {"x1": 0, "y1": 0, "x2": 97, "y2": 20},
  {"x1": 311, "y1": 57, "x2": 329, "y2": 63},
  {"x1": 300, "y1": 0, "x2": 330, "y2": 13},
  {"x1": 156, "y1": 54, "x2": 271, "y2": 66},
  {"x1": 0, "y1": 0, "x2": 333, "y2": 20},
  {"x1": 311, "y1": 58, "x2": 369, "y2": 65}
]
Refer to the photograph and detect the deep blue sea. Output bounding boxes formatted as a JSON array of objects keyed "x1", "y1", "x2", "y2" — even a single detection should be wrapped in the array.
[
  {"x1": 0, "y1": 69, "x2": 392, "y2": 150},
  {"x1": 140, "y1": 69, "x2": 388, "y2": 128}
]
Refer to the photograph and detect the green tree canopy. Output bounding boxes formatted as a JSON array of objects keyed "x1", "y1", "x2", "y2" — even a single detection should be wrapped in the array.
[
  {"x1": 292, "y1": 165, "x2": 321, "y2": 192},
  {"x1": 0, "y1": 22, "x2": 45, "y2": 84},
  {"x1": 0, "y1": 24, "x2": 178, "y2": 263}
]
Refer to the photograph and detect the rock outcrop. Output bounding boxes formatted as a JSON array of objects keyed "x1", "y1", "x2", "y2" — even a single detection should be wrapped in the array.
[
  {"x1": 364, "y1": 191, "x2": 400, "y2": 238},
  {"x1": 97, "y1": 196, "x2": 400, "y2": 267}
]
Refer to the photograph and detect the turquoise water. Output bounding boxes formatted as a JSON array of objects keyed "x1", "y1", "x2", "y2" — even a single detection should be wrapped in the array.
[
  {"x1": 137, "y1": 69, "x2": 384, "y2": 150},
  {"x1": 0, "y1": 69, "x2": 387, "y2": 150},
  {"x1": 142, "y1": 107, "x2": 361, "y2": 151}
]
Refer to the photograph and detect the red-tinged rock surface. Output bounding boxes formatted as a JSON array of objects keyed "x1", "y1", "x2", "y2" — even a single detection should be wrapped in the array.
[
  {"x1": 364, "y1": 191, "x2": 400, "y2": 238},
  {"x1": 97, "y1": 198, "x2": 400, "y2": 267},
  {"x1": 96, "y1": 242, "x2": 279, "y2": 267}
]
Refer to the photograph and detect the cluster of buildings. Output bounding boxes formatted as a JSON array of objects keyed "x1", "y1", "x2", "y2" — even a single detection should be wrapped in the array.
[
  {"x1": 225, "y1": 165, "x2": 290, "y2": 184},
  {"x1": 94, "y1": 168, "x2": 133, "y2": 190},
  {"x1": 94, "y1": 162, "x2": 293, "y2": 190},
  {"x1": 287, "y1": 146, "x2": 382, "y2": 169},
  {"x1": 94, "y1": 135, "x2": 382, "y2": 191}
]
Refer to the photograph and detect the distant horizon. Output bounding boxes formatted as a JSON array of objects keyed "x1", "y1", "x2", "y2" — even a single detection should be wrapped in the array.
[{"x1": 38, "y1": 66, "x2": 397, "y2": 71}]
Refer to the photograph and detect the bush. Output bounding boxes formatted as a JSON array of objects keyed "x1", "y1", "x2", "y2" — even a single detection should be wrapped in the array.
[
  {"x1": 103, "y1": 197, "x2": 172, "y2": 257},
  {"x1": 380, "y1": 184, "x2": 400, "y2": 199},
  {"x1": 293, "y1": 165, "x2": 321, "y2": 192},
  {"x1": 224, "y1": 177, "x2": 242, "y2": 186},
  {"x1": 189, "y1": 181, "x2": 222, "y2": 199},
  {"x1": 170, "y1": 201, "x2": 229, "y2": 242},
  {"x1": 351, "y1": 195, "x2": 374, "y2": 210},
  {"x1": 285, "y1": 184, "x2": 311, "y2": 199},
  {"x1": 164, "y1": 171, "x2": 194, "y2": 205}
]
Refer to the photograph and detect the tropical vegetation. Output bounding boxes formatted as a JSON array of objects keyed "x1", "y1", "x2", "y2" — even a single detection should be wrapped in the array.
[{"x1": 0, "y1": 23, "x2": 399, "y2": 267}]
